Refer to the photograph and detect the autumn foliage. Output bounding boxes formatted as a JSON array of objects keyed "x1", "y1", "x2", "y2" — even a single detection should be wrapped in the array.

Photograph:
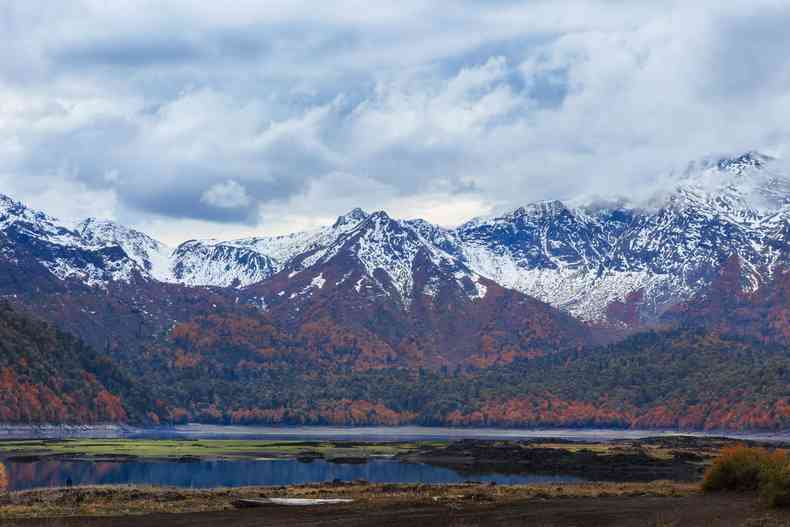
[
  {"x1": 3, "y1": 254, "x2": 790, "y2": 432},
  {"x1": 109, "y1": 307, "x2": 790, "y2": 430},
  {"x1": 0, "y1": 302, "x2": 159, "y2": 424}
]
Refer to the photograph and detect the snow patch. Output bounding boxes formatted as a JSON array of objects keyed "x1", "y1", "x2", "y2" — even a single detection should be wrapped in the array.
[{"x1": 310, "y1": 273, "x2": 326, "y2": 289}]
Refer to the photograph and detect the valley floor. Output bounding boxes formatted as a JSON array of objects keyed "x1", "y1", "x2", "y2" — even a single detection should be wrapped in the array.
[
  {"x1": 1, "y1": 437, "x2": 788, "y2": 525},
  {"x1": 1, "y1": 483, "x2": 789, "y2": 527}
]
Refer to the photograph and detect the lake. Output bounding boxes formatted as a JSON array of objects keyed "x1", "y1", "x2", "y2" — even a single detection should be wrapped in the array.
[
  {"x1": 3, "y1": 425, "x2": 787, "y2": 490},
  {"x1": 3, "y1": 458, "x2": 585, "y2": 491},
  {"x1": 142, "y1": 425, "x2": 790, "y2": 442},
  {"x1": 2, "y1": 424, "x2": 788, "y2": 442}
]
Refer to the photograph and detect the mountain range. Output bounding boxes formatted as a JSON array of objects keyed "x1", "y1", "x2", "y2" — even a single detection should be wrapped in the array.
[
  {"x1": 1, "y1": 151, "x2": 789, "y2": 430},
  {"x1": 4, "y1": 151, "x2": 788, "y2": 324}
]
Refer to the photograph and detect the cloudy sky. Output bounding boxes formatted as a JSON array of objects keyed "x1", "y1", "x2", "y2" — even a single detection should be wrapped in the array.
[{"x1": 2, "y1": 1, "x2": 789, "y2": 244}]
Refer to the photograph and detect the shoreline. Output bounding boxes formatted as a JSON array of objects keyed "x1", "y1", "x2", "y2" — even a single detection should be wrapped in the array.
[
  {"x1": 1, "y1": 437, "x2": 788, "y2": 525},
  {"x1": 2, "y1": 423, "x2": 790, "y2": 442},
  {"x1": 0, "y1": 436, "x2": 774, "y2": 488}
]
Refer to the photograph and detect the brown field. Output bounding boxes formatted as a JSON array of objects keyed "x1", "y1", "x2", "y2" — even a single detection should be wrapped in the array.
[{"x1": 0, "y1": 482, "x2": 789, "y2": 526}]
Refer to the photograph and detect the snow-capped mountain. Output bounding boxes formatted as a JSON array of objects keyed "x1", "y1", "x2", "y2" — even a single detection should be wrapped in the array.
[
  {"x1": 2, "y1": 150, "x2": 789, "y2": 326},
  {"x1": 170, "y1": 208, "x2": 371, "y2": 288},
  {"x1": 0, "y1": 195, "x2": 142, "y2": 287},
  {"x1": 76, "y1": 218, "x2": 173, "y2": 281},
  {"x1": 239, "y1": 208, "x2": 592, "y2": 369},
  {"x1": 453, "y1": 151, "x2": 790, "y2": 322},
  {"x1": 261, "y1": 210, "x2": 488, "y2": 305}
]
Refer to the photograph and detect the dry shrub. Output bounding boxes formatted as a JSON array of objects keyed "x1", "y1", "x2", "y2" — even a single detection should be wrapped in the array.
[
  {"x1": 759, "y1": 453, "x2": 790, "y2": 508},
  {"x1": 0, "y1": 462, "x2": 7, "y2": 492},
  {"x1": 703, "y1": 445, "x2": 772, "y2": 491},
  {"x1": 703, "y1": 445, "x2": 790, "y2": 508}
]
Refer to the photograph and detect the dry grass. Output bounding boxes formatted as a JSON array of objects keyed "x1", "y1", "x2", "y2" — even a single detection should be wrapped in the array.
[{"x1": 0, "y1": 462, "x2": 7, "y2": 492}]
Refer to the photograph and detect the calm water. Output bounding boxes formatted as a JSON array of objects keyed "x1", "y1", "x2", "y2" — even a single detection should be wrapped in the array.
[
  {"x1": 3, "y1": 425, "x2": 788, "y2": 490},
  {"x1": 3, "y1": 458, "x2": 585, "y2": 491},
  {"x1": 2, "y1": 425, "x2": 789, "y2": 442},
  {"x1": 132, "y1": 425, "x2": 790, "y2": 443}
]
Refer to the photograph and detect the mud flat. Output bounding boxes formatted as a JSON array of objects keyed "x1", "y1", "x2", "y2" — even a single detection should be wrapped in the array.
[
  {"x1": 2, "y1": 482, "x2": 790, "y2": 527},
  {"x1": 400, "y1": 436, "x2": 760, "y2": 482}
]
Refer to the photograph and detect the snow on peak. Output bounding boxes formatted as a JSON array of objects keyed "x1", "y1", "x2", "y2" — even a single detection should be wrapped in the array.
[
  {"x1": 0, "y1": 197, "x2": 149, "y2": 285},
  {"x1": 304, "y1": 209, "x2": 480, "y2": 303},
  {"x1": 76, "y1": 218, "x2": 174, "y2": 280},
  {"x1": 332, "y1": 207, "x2": 369, "y2": 228},
  {"x1": 4, "y1": 149, "x2": 790, "y2": 324},
  {"x1": 708, "y1": 151, "x2": 772, "y2": 174},
  {"x1": 666, "y1": 151, "x2": 790, "y2": 219},
  {"x1": 170, "y1": 240, "x2": 277, "y2": 288},
  {"x1": 510, "y1": 200, "x2": 569, "y2": 219},
  {"x1": 0, "y1": 194, "x2": 95, "y2": 249},
  {"x1": 0, "y1": 193, "x2": 19, "y2": 212}
]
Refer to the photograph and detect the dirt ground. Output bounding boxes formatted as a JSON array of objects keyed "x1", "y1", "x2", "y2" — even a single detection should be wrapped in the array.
[{"x1": 4, "y1": 493, "x2": 790, "y2": 527}]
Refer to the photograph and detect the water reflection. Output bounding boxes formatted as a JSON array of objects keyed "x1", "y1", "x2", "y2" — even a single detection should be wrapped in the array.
[{"x1": 4, "y1": 458, "x2": 585, "y2": 491}]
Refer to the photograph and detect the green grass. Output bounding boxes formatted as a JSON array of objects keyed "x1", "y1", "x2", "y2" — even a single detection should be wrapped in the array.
[{"x1": 0, "y1": 439, "x2": 427, "y2": 460}]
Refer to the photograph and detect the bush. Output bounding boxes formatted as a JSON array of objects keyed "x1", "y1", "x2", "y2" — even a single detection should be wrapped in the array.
[
  {"x1": 702, "y1": 445, "x2": 772, "y2": 492},
  {"x1": 760, "y1": 454, "x2": 790, "y2": 508},
  {"x1": 0, "y1": 462, "x2": 7, "y2": 493},
  {"x1": 703, "y1": 445, "x2": 790, "y2": 508}
]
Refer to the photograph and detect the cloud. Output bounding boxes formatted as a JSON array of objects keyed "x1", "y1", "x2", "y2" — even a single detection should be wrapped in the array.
[
  {"x1": 1, "y1": 1, "x2": 789, "y2": 243},
  {"x1": 55, "y1": 35, "x2": 202, "y2": 68},
  {"x1": 201, "y1": 180, "x2": 252, "y2": 209}
]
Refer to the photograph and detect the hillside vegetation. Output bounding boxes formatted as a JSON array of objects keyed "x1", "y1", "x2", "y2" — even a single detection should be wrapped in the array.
[
  {"x1": 0, "y1": 302, "x2": 160, "y2": 424},
  {"x1": 131, "y1": 320, "x2": 790, "y2": 430}
]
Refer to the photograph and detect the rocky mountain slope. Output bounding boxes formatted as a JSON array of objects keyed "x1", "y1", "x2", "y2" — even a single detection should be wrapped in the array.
[{"x1": 4, "y1": 151, "x2": 788, "y2": 327}]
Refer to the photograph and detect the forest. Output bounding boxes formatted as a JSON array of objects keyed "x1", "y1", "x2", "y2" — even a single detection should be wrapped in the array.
[{"x1": 1, "y1": 297, "x2": 788, "y2": 431}]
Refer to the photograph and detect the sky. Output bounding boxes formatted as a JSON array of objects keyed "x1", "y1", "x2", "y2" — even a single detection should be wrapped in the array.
[{"x1": 1, "y1": 1, "x2": 790, "y2": 245}]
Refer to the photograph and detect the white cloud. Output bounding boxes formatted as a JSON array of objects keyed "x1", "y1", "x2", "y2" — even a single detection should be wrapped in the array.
[
  {"x1": 1, "y1": 1, "x2": 789, "y2": 243},
  {"x1": 200, "y1": 180, "x2": 252, "y2": 209}
]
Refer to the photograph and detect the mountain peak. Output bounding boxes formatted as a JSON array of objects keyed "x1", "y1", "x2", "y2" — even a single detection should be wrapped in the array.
[
  {"x1": 0, "y1": 193, "x2": 19, "y2": 209},
  {"x1": 510, "y1": 200, "x2": 569, "y2": 219},
  {"x1": 715, "y1": 151, "x2": 772, "y2": 172},
  {"x1": 333, "y1": 207, "x2": 369, "y2": 228},
  {"x1": 76, "y1": 217, "x2": 123, "y2": 237},
  {"x1": 77, "y1": 217, "x2": 168, "y2": 249},
  {"x1": 75, "y1": 216, "x2": 173, "y2": 280},
  {"x1": 367, "y1": 210, "x2": 392, "y2": 222},
  {"x1": 682, "y1": 151, "x2": 774, "y2": 180},
  {"x1": 0, "y1": 193, "x2": 36, "y2": 220}
]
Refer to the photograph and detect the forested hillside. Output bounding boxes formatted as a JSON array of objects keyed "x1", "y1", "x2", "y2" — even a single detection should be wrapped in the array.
[
  {"x1": 1, "y1": 294, "x2": 787, "y2": 430},
  {"x1": 131, "y1": 319, "x2": 790, "y2": 431},
  {"x1": 0, "y1": 302, "x2": 161, "y2": 424}
]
